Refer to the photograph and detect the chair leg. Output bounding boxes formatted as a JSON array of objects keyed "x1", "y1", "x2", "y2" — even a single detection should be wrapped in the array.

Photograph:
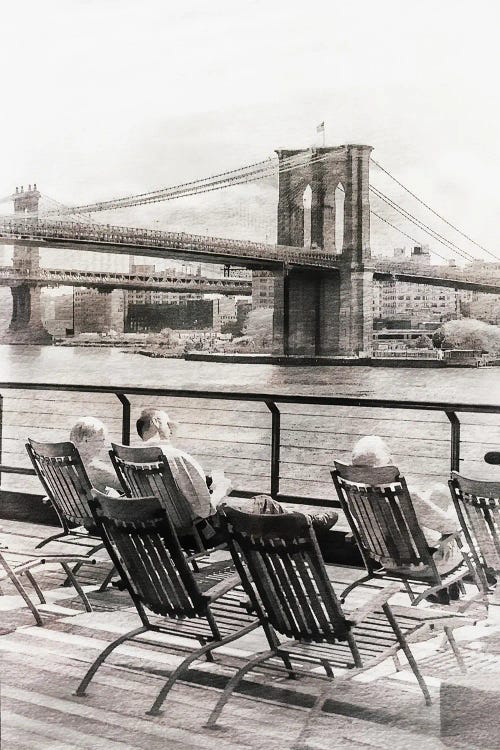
[
  {"x1": 24, "y1": 570, "x2": 46, "y2": 604},
  {"x1": 60, "y1": 562, "x2": 92, "y2": 613},
  {"x1": 444, "y1": 626, "x2": 467, "y2": 673},
  {"x1": 35, "y1": 532, "x2": 66, "y2": 549},
  {"x1": 392, "y1": 652, "x2": 403, "y2": 671},
  {"x1": 74, "y1": 625, "x2": 149, "y2": 696},
  {"x1": 0, "y1": 555, "x2": 43, "y2": 626},
  {"x1": 383, "y1": 604, "x2": 432, "y2": 706},
  {"x1": 98, "y1": 566, "x2": 116, "y2": 593},
  {"x1": 204, "y1": 649, "x2": 277, "y2": 728},
  {"x1": 147, "y1": 620, "x2": 260, "y2": 717}
]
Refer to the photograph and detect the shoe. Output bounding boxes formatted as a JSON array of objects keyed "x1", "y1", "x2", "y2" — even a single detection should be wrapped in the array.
[
  {"x1": 111, "y1": 578, "x2": 127, "y2": 591},
  {"x1": 448, "y1": 583, "x2": 461, "y2": 600},
  {"x1": 427, "y1": 588, "x2": 450, "y2": 605},
  {"x1": 485, "y1": 567, "x2": 498, "y2": 586}
]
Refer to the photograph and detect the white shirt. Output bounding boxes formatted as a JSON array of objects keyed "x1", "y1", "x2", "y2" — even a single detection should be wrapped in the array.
[{"x1": 143, "y1": 437, "x2": 215, "y2": 520}]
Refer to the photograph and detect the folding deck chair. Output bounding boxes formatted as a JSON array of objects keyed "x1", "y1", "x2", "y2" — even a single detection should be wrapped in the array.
[
  {"x1": 331, "y1": 462, "x2": 480, "y2": 606},
  {"x1": 0, "y1": 541, "x2": 96, "y2": 624},
  {"x1": 26, "y1": 439, "x2": 115, "y2": 593},
  {"x1": 74, "y1": 491, "x2": 260, "y2": 715},
  {"x1": 449, "y1": 472, "x2": 500, "y2": 594},
  {"x1": 110, "y1": 442, "x2": 217, "y2": 554},
  {"x1": 205, "y1": 508, "x2": 472, "y2": 731}
]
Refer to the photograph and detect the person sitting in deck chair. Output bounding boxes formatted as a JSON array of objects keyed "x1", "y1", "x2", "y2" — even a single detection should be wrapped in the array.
[
  {"x1": 351, "y1": 435, "x2": 463, "y2": 602},
  {"x1": 136, "y1": 408, "x2": 338, "y2": 546},
  {"x1": 70, "y1": 417, "x2": 123, "y2": 496}
]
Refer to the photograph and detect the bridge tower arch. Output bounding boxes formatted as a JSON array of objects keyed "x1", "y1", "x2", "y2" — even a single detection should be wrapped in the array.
[
  {"x1": 3, "y1": 185, "x2": 52, "y2": 344},
  {"x1": 273, "y1": 145, "x2": 374, "y2": 356}
]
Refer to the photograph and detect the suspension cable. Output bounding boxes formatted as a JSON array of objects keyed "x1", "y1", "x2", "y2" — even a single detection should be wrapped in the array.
[
  {"x1": 370, "y1": 185, "x2": 476, "y2": 263},
  {"x1": 372, "y1": 158, "x2": 500, "y2": 262}
]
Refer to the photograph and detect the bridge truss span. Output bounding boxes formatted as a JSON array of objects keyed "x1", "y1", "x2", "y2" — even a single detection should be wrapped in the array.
[
  {"x1": 0, "y1": 266, "x2": 252, "y2": 295},
  {"x1": 0, "y1": 217, "x2": 339, "y2": 270}
]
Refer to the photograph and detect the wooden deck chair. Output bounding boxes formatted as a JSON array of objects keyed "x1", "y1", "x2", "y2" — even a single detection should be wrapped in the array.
[
  {"x1": 25, "y1": 439, "x2": 115, "y2": 592},
  {"x1": 205, "y1": 508, "x2": 472, "y2": 730},
  {"x1": 0, "y1": 542, "x2": 97, "y2": 623},
  {"x1": 74, "y1": 490, "x2": 260, "y2": 716},
  {"x1": 109, "y1": 443, "x2": 216, "y2": 554},
  {"x1": 449, "y1": 472, "x2": 500, "y2": 593},
  {"x1": 331, "y1": 463, "x2": 479, "y2": 606}
]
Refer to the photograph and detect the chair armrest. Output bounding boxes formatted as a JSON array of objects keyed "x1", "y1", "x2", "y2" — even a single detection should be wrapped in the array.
[
  {"x1": 204, "y1": 572, "x2": 241, "y2": 602},
  {"x1": 348, "y1": 582, "x2": 401, "y2": 626},
  {"x1": 185, "y1": 542, "x2": 227, "y2": 563}
]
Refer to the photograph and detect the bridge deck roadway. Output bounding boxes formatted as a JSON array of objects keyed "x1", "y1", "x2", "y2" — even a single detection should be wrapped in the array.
[{"x1": 1, "y1": 219, "x2": 499, "y2": 293}]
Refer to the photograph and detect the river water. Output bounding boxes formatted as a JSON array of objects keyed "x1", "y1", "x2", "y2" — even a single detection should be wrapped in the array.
[
  {"x1": 1, "y1": 344, "x2": 499, "y2": 403},
  {"x1": 1, "y1": 345, "x2": 499, "y2": 498}
]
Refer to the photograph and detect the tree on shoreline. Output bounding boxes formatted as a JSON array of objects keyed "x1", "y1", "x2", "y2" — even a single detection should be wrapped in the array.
[{"x1": 432, "y1": 319, "x2": 500, "y2": 353}]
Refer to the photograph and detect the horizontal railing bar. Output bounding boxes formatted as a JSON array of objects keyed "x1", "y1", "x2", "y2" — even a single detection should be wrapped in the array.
[
  {"x1": 0, "y1": 382, "x2": 499, "y2": 414},
  {"x1": 0, "y1": 465, "x2": 36, "y2": 475}
]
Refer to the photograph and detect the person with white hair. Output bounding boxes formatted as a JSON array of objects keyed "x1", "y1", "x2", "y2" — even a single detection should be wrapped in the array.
[
  {"x1": 351, "y1": 435, "x2": 463, "y2": 601},
  {"x1": 70, "y1": 417, "x2": 122, "y2": 495}
]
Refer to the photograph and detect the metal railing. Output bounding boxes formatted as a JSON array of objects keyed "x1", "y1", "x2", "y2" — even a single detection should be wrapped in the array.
[{"x1": 1, "y1": 381, "x2": 499, "y2": 509}]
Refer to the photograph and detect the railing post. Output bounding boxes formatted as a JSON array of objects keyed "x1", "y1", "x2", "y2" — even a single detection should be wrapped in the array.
[
  {"x1": 0, "y1": 393, "x2": 3, "y2": 487},
  {"x1": 117, "y1": 394, "x2": 131, "y2": 446},
  {"x1": 266, "y1": 401, "x2": 281, "y2": 498},
  {"x1": 445, "y1": 411, "x2": 461, "y2": 472}
]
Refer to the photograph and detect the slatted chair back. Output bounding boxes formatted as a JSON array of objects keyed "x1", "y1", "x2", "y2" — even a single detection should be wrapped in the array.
[
  {"x1": 449, "y1": 472, "x2": 500, "y2": 574},
  {"x1": 332, "y1": 462, "x2": 437, "y2": 576},
  {"x1": 220, "y1": 507, "x2": 354, "y2": 643},
  {"x1": 89, "y1": 490, "x2": 208, "y2": 619},
  {"x1": 109, "y1": 443, "x2": 196, "y2": 532},
  {"x1": 26, "y1": 439, "x2": 94, "y2": 530}
]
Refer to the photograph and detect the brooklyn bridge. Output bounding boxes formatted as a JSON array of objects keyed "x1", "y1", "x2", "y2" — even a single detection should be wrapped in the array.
[{"x1": 1, "y1": 145, "x2": 499, "y2": 354}]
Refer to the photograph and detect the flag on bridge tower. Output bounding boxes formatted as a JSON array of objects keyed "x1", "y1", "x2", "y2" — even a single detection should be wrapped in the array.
[{"x1": 316, "y1": 121, "x2": 325, "y2": 146}]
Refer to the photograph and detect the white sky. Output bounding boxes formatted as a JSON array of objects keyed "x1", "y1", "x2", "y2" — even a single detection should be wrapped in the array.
[{"x1": 0, "y1": 0, "x2": 499, "y2": 264}]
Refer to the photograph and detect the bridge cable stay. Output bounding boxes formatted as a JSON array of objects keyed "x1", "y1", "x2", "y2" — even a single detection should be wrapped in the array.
[
  {"x1": 37, "y1": 150, "x2": 342, "y2": 217},
  {"x1": 369, "y1": 210, "x2": 451, "y2": 264},
  {"x1": 369, "y1": 185, "x2": 477, "y2": 263},
  {"x1": 372, "y1": 158, "x2": 500, "y2": 262},
  {"x1": 37, "y1": 154, "x2": 304, "y2": 216},
  {"x1": 0, "y1": 153, "x2": 310, "y2": 220}
]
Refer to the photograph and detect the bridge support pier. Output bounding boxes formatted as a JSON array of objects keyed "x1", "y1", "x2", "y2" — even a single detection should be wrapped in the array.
[
  {"x1": 1, "y1": 283, "x2": 52, "y2": 344},
  {"x1": 272, "y1": 263, "x2": 373, "y2": 357}
]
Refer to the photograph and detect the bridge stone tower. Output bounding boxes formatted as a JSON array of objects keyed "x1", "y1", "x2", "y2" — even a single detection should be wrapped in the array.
[
  {"x1": 3, "y1": 185, "x2": 51, "y2": 344},
  {"x1": 272, "y1": 145, "x2": 374, "y2": 356}
]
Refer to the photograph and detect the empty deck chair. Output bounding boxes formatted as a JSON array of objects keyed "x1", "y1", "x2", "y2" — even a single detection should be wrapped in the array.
[
  {"x1": 449, "y1": 472, "x2": 500, "y2": 593},
  {"x1": 331, "y1": 463, "x2": 479, "y2": 606},
  {"x1": 109, "y1": 442, "x2": 215, "y2": 553},
  {"x1": 0, "y1": 541, "x2": 97, "y2": 624},
  {"x1": 26, "y1": 439, "x2": 114, "y2": 593},
  {"x1": 205, "y1": 508, "x2": 471, "y2": 729},
  {"x1": 74, "y1": 491, "x2": 259, "y2": 715}
]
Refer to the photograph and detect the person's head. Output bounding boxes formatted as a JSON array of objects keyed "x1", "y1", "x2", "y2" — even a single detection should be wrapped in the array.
[
  {"x1": 70, "y1": 417, "x2": 109, "y2": 459},
  {"x1": 351, "y1": 435, "x2": 393, "y2": 468},
  {"x1": 136, "y1": 408, "x2": 174, "y2": 442}
]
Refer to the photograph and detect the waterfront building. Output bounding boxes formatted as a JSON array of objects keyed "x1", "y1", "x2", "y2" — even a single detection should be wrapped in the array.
[
  {"x1": 252, "y1": 270, "x2": 275, "y2": 309},
  {"x1": 73, "y1": 288, "x2": 124, "y2": 334},
  {"x1": 44, "y1": 292, "x2": 73, "y2": 337},
  {"x1": 212, "y1": 297, "x2": 238, "y2": 332}
]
